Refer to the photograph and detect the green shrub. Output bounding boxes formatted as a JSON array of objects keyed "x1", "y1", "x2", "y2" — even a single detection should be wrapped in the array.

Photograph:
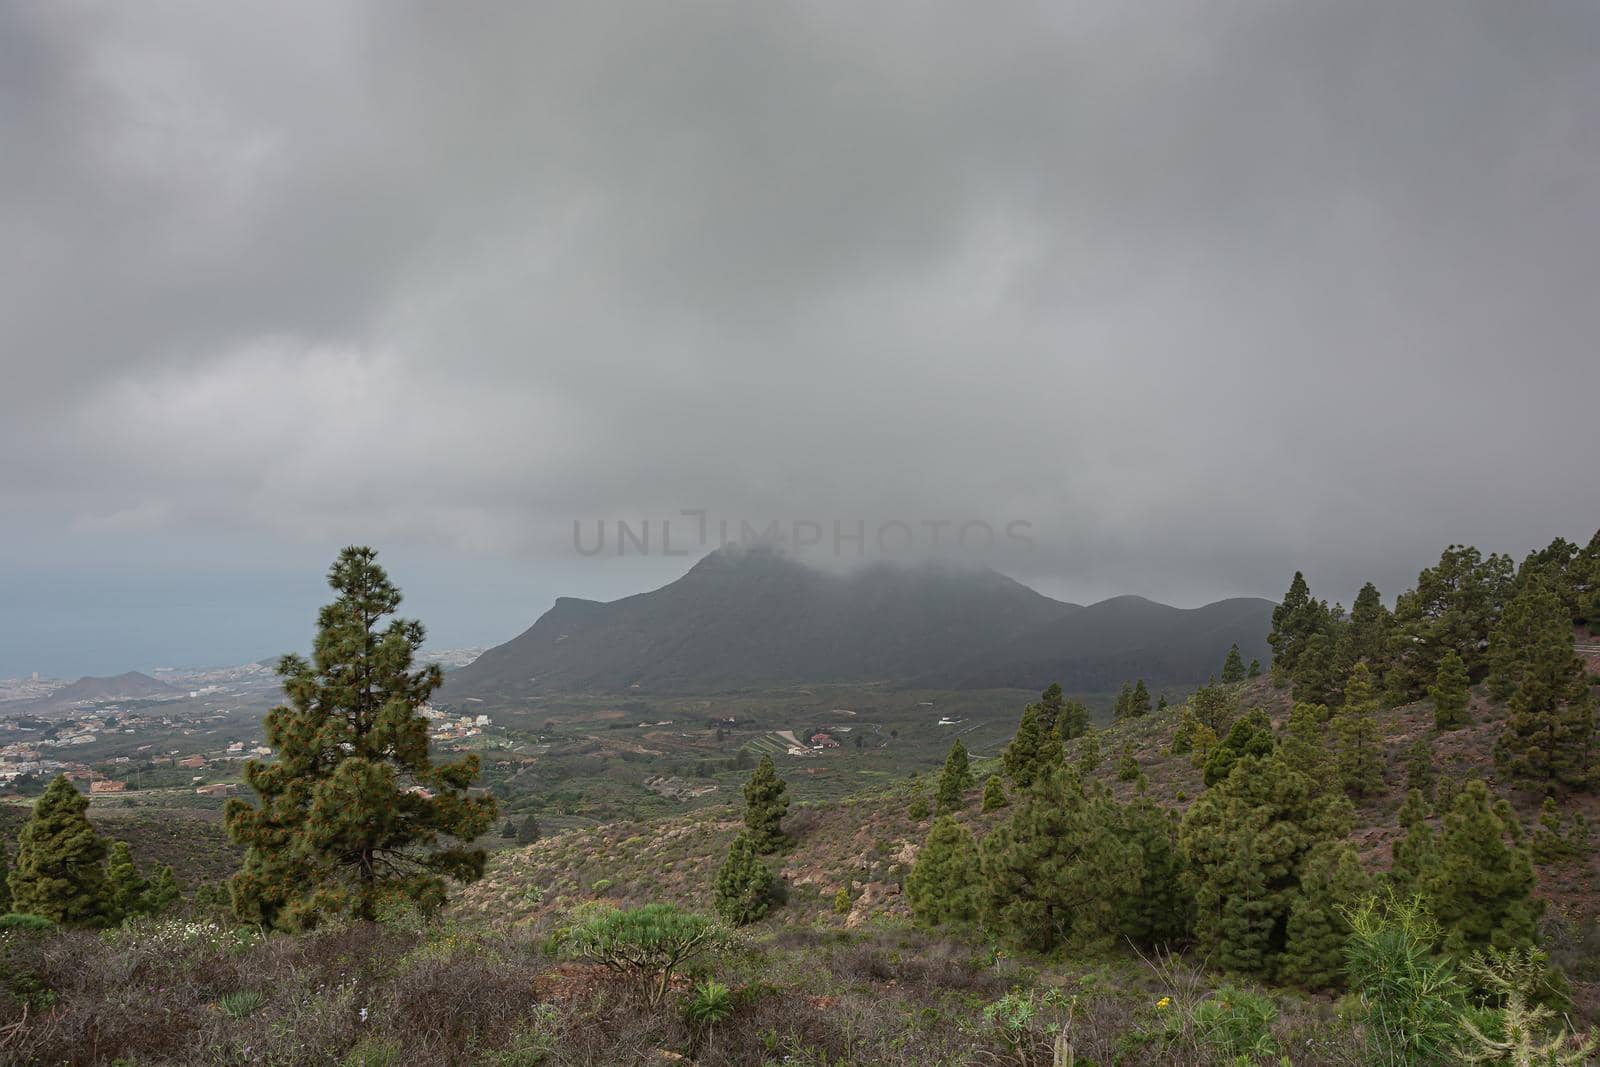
[
  {"x1": 219, "y1": 990, "x2": 266, "y2": 1018},
  {"x1": 832, "y1": 887, "x2": 852, "y2": 915},
  {"x1": 0, "y1": 913, "x2": 55, "y2": 931},
  {"x1": 558, "y1": 903, "x2": 727, "y2": 1004},
  {"x1": 684, "y1": 977, "x2": 734, "y2": 1027},
  {"x1": 1342, "y1": 892, "x2": 1464, "y2": 1065},
  {"x1": 1192, "y1": 984, "x2": 1278, "y2": 1061},
  {"x1": 341, "y1": 1036, "x2": 402, "y2": 1067}
]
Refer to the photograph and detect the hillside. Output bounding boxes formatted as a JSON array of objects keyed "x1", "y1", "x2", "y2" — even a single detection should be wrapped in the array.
[
  {"x1": 442, "y1": 546, "x2": 1272, "y2": 702},
  {"x1": 455, "y1": 674, "x2": 1600, "y2": 1015}
]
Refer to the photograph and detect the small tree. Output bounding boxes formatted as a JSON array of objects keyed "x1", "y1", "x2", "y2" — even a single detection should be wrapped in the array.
[
  {"x1": 1333, "y1": 663, "x2": 1385, "y2": 799},
  {"x1": 1430, "y1": 650, "x2": 1471, "y2": 730},
  {"x1": 1248, "y1": 658, "x2": 1263, "y2": 679},
  {"x1": 1425, "y1": 780, "x2": 1541, "y2": 956},
  {"x1": 560, "y1": 903, "x2": 726, "y2": 1005},
  {"x1": 906, "y1": 815, "x2": 981, "y2": 929},
  {"x1": 1131, "y1": 680, "x2": 1153, "y2": 718},
  {"x1": 500, "y1": 820, "x2": 518, "y2": 838},
  {"x1": 1076, "y1": 727, "x2": 1102, "y2": 775},
  {"x1": 935, "y1": 739, "x2": 975, "y2": 813},
  {"x1": 1003, "y1": 703, "x2": 1062, "y2": 789},
  {"x1": 742, "y1": 754, "x2": 790, "y2": 853},
  {"x1": 981, "y1": 774, "x2": 1008, "y2": 813},
  {"x1": 144, "y1": 864, "x2": 180, "y2": 915},
  {"x1": 712, "y1": 832, "x2": 774, "y2": 926},
  {"x1": 1057, "y1": 697, "x2": 1089, "y2": 742},
  {"x1": 226, "y1": 548, "x2": 496, "y2": 929},
  {"x1": 1404, "y1": 738, "x2": 1436, "y2": 801},
  {"x1": 1116, "y1": 745, "x2": 1140, "y2": 781},
  {"x1": 517, "y1": 816, "x2": 542, "y2": 845},
  {"x1": 105, "y1": 841, "x2": 149, "y2": 922},
  {"x1": 9, "y1": 775, "x2": 112, "y2": 926},
  {"x1": 1222, "y1": 644, "x2": 1247, "y2": 684}
]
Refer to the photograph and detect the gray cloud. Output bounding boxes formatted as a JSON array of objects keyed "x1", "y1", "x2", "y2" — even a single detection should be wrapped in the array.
[{"x1": 4, "y1": 1, "x2": 1599, "y2": 670}]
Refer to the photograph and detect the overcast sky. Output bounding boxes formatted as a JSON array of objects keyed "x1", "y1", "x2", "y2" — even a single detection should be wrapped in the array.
[{"x1": 3, "y1": 2, "x2": 1598, "y2": 677}]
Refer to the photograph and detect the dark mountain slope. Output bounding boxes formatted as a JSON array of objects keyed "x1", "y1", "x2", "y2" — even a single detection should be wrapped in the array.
[
  {"x1": 443, "y1": 548, "x2": 1273, "y2": 701},
  {"x1": 443, "y1": 547, "x2": 1077, "y2": 699},
  {"x1": 915, "y1": 594, "x2": 1275, "y2": 692}
]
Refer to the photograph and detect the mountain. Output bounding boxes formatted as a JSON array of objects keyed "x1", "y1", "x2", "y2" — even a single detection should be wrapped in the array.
[
  {"x1": 442, "y1": 547, "x2": 1274, "y2": 702},
  {"x1": 914, "y1": 594, "x2": 1274, "y2": 692},
  {"x1": 44, "y1": 671, "x2": 182, "y2": 706}
]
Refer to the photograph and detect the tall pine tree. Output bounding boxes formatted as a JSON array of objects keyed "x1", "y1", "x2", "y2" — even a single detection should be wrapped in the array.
[
  {"x1": 1491, "y1": 580, "x2": 1595, "y2": 794},
  {"x1": 935, "y1": 739, "x2": 975, "y2": 813},
  {"x1": 979, "y1": 767, "x2": 1134, "y2": 951},
  {"x1": 1424, "y1": 779, "x2": 1540, "y2": 955},
  {"x1": 9, "y1": 775, "x2": 113, "y2": 926},
  {"x1": 1429, "y1": 649, "x2": 1471, "y2": 730},
  {"x1": 1221, "y1": 644, "x2": 1247, "y2": 684},
  {"x1": 907, "y1": 815, "x2": 981, "y2": 929},
  {"x1": 226, "y1": 548, "x2": 496, "y2": 929},
  {"x1": 742, "y1": 754, "x2": 791, "y2": 853},
  {"x1": 1332, "y1": 662, "x2": 1385, "y2": 799}
]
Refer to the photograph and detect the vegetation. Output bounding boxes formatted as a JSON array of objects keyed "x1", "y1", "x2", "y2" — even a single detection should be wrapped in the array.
[
  {"x1": 740, "y1": 755, "x2": 790, "y2": 853},
  {"x1": 225, "y1": 548, "x2": 497, "y2": 929}
]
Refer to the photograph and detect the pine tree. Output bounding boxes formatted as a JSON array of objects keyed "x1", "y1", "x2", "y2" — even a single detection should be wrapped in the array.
[
  {"x1": 906, "y1": 816, "x2": 981, "y2": 929},
  {"x1": 981, "y1": 774, "x2": 1008, "y2": 813},
  {"x1": 1036, "y1": 682, "x2": 1065, "y2": 734},
  {"x1": 1114, "y1": 682, "x2": 1135, "y2": 720},
  {"x1": 1057, "y1": 697, "x2": 1089, "y2": 742},
  {"x1": 1491, "y1": 580, "x2": 1595, "y2": 794},
  {"x1": 1116, "y1": 745, "x2": 1140, "y2": 781},
  {"x1": 105, "y1": 841, "x2": 148, "y2": 922},
  {"x1": 1293, "y1": 632, "x2": 1338, "y2": 706},
  {"x1": 1202, "y1": 708, "x2": 1276, "y2": 788},
  {"x1": 144, "y1": 864, "x2": 180, "y2": 915},
  {"x1": 1111, "y1": 796, "x2": 1192, "y2": 947},
  {"x1": 226, "y1": 549, "x2": 496, "y2": 929},
  {"x1": 1190, "y1": 681, "x2": 1239, "y2": 734},
  {"x1": 9, "y1": 775, "x2": 112, "y2": 926},
  {"x1": 1248, "y1": 658, "x2": 1263, "y2": 678},
  {"x1": 1531, "y1": 797, "x2": 1588, "y2": 864},
  {"x1": 1002, "y1": 703, "x2": 1062, "y2": 789},
  {"x1": 1429, "y1": 649, "x2": 1471, "y2": 730},
  {"x1": 1278, "y1": 702, "x2": 1331, "y2": 787},
  {"x1": 1269, "y1": 571, "x2": 1315, "y2": 682},
  {"x1": 1221, "y1": 644, "x2": 1247, "y2": 684},
  {"x1": 1388, "y1": 789, "x2": 1436, "y2": 896},
  {"x1": 1179, "y1": 753, "x2": 1353, "y2": 976},
  {"x1": 1388, "y1": 545, "x2": 1515, "y2": 700},
  {"x1": 908, "y1": 790, "x2": 934, "y2": 825},
  {"x1": 742, "y1": 754, "x2": 791, "y2": 853},
  {"x1": 935, "y1": 739, "x2": 975, "y2": 813},
  {"x1": 979, "y1": 768, "x2": 1134, "y2": 951},
  {"x1": 712, "y1": 831, "x2": 775, "y2": 926},
  {"x1": 1343, "y1": 582, "x2": 1393, "y2": 674},
  {"x1": 1131, "y1": 680, "x2": 1152, "y2": 718},
  {"x1": 500, "y1": 819, "x2": 518, "y2": 838},
  {"x1": 516, "y1": 816, "x2": 541, "y2": 845},
  {"x1": 1404, "y1": 738, "x2": 1436, "y2": 801},
  {"x1": 1170, "y1": 706, "x2": 1198, "y2": 756},
  {"x1": 1076, "y1": 727, "x2": 1102, "y2": 775},
  {"x1": 1424, "y1": 780, "x2": 1541, "y2": 955},
  {"x1": 1279, "y1": 843, "x2": 1371, "y2": 990},
  {"x1": 1332, "y1": 663, "x2": 1385, "y2": 799}
]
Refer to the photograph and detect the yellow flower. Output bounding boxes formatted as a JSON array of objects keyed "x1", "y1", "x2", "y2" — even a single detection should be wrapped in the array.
[{"x1": 1156, "y1": 996, "x2": 1171, "y2": 1010}]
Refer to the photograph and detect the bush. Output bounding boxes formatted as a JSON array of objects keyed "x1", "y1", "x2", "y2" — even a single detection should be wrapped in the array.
[
  {"x1": 1342, "y1": 892, "x2": 1463, "y2": 1065},
  {"x1": 684, "y1": 977, "x2": 734, "y2": 1027},
  {"x1": 1191, "y1": 984, "x2": 1278, "y2": 1061},
  {"x1": 558, "y1": 903, "x2": 727, "y2": 1004},
  {"x1": 219, "y1": 989, "x2": 265, "y2": 1018},
  {"x1": 0, "y1": 913, "x2": 55, "y2": 931}
]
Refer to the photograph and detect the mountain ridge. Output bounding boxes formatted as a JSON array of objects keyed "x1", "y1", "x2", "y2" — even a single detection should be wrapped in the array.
[{"x1": 442, "y1": 547, "x2": 1273, "y2": 701}]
